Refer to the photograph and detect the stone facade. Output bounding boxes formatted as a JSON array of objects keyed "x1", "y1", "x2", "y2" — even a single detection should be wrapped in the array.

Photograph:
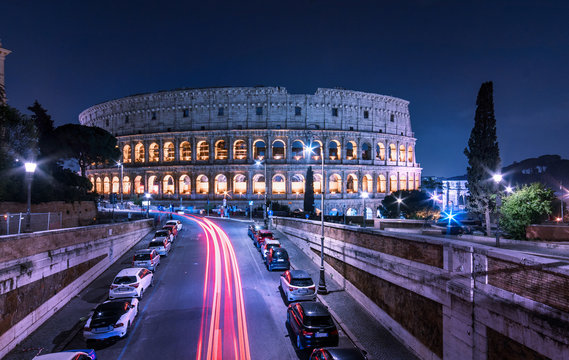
[
  {"x1": 0, "y1": 40, "x2": 11, "y2": 103},
  {"x1": 79, "y1": 87, "x2": 422, "y2": 214}
]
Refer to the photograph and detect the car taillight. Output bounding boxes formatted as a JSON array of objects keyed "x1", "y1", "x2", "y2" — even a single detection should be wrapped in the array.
[
  {"x1": 110, "y1": 285, "x2": 118, "y2": 289},
  {"x1": 302, "y1": 329, "x2": 314, "y2": 337},
  {"x1": 289, "y1": 286, "x2": 296, "y2": 292},
  {"x1": 308, "y1": 285, "x2": 316, "y2": 290},
  {"x1": 84, "y1": 326, "x2": 91, "y2": 331},
  {"x1": 114, "y1": 323, "x2": 124, "y2": 328},
  {"x1": 132, "y1": 256, "x2": 136, "y2": 262},
  {"x1": 129, "y1": 283, "x2": 139, "y2": 288},
  {"x1": 330, "y1": 329, "x2": 338, "y2": 336},
  {"x1": 150, "y1": 253, "x2": 153, "y2": 260}
]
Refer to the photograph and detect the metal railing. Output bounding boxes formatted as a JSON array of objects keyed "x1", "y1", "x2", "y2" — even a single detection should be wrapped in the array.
[{"x1": 1, "y1": 212, "x2": 63, "y2": 235}]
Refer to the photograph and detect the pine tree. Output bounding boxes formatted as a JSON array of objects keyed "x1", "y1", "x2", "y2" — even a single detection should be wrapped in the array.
[
  {"x1": 28, "y1": 101, "x2": 54, "y2": 159},
  {"x1": 304, "y1": 166, "x2": 315, "y2": 214},
  {"x1": 464, "y1": 81, "x2": 501, "y2": 236}
]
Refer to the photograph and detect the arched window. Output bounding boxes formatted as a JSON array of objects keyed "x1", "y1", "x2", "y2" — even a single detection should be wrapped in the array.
[
  {"x1": 253, "y1": 140, "x2": 266, "y2": 159},
  {"x1": 123, "y1": 145, "x2": 132, "y2": 163},
  {"x1": 149, "y1": 143, "x2": 159, "y2": 162},
  {"x1": 376, "y1": 143, "x2": 385, "y2": 161},
  {"x1": 148, "y1": 175, "x2": 159, "y2": 194},
  {"x1": 196, "y1": 175, "x2": 209, "y2": 194},
  {"x1": 215, "y1": 174, "x2": 227, "y2": 194},
  {"x1": 163, "y1": 175, "x2": 175, "y2": 194},
  {"x1": 89, "y1": 177, "x2": 95, "y2": 192},
  {"x1": 361, "y1": 143, "x2": 371, "y2": 160},
  {"x1": 390, "y1": 175, "x2": 397, "y2": 193},
  {"x1": 408, "y1": 174, "x2": 415, "y2": 190},
  {"x1": 95, "y1": 177, "x2": 102, "y2": 193},
  {"x1": 408, "y1": 146, "x2": 413, "y2": 162},
  {"x1": 346, "y1": 174, "x2": 358, "y2": 193},
  {"x1": 233, "y1": 140, "x2": 247, "y2": 160},
  {"x1": 399, "y1": 145, "x2": 406, "y2": 162},
  {"x1": 272, "y1": 140, "x2": 286, "y2": 160},
  {"x1": 377, "y1": 175, "x2": 386, "y2": 193},
  {"x1": 291, "y1": 174, "x2": 305, "y2": 194},
  {"x1": 123, "y1": 176, "x2": 131, "y2": 195},
  {"x1": 163, "y1": 142, "x2": 174, "y2": 162},
  {"x1": 310, "y1": 140, "x2": 323, "y2": 160},
  {"x1": 399, "y1": 174, "x2": 407, "y2": 191},
  {"x1": 215, "y1": 140, "x2": 228, "y2": 160},
  {"x1": 197, "y1": 141, "x2": 209, "y2": 161},
  {"x1": 415, "y1": 176, "x2": 420, "y2": 190},
  {"x1": 362, "y1": 174, "x2": 372, "y2": 192},
  {"x1": 103, "y1": 177, "x2": 111, "y2": 194},
  {"x1": 329, "y1": 174, "x2": 342, "y2": 194},
  {"x1": 179, "y1": 141, "x2": 191, "y2": 161},
  {"x1": 312, "y1": 173, "x2": 322, "y2": 194},
  {"x1": 135, "y1": 143, "x2": 145, "y2": 163},
  {"x1": 233, "y1": 174, "x2": 247, "y2": 194},
  {"x1": 112, "y1": 176, "x2": 120, "y2": 194},
  {"x1": 253, "y1": 174, "x2": 266, "y2": 195},
  {"x1": 179, "y1": 175, "x2": 191, "y2": 195},
  {"x1": 389, "y1": 144, "x2": 396, "y2": 161},
  {"x1": 346, "y1": 141, "x2": 357, "y2": 160},
  {"x1": 134, "y1": 176, "x2": 144, "y2": 194},
  {"x1": 272, "y1": 174, "x2": 286, "y2": 194},
  {"x1": 329, "y1": 140, "x2": 341, "y2": 160},
  {"x1": 291, "y1": 140, "x2": 304, "y2": 160}
]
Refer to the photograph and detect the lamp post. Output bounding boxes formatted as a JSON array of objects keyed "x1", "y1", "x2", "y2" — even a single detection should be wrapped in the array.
[
  {"x1": 117, "y1": 161, "x2": 124, "y2": 207},
  {"x1": 361, "y1": 192, "x2": 368, "y2": 227},
  {"x1": 396, "y1": 197, "x2": 402, "y2": 218},
  {"x1": 492, "y1": 174, "x2": 503, "y2": 247},
  {"x1": 24, "y1": 162, "x2": 37, "y2": 232},
  {"x1": 255, "y1": 159, "x2": 268, "y2": 228},
  {"x1": 145, "y1": 193, "x2": 151, "y2": 218}
]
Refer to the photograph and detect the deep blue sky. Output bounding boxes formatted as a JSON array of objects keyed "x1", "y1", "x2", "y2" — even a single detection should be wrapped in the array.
[{"x1": 1, "y1": 0, "x2": 568, "y2": 177}]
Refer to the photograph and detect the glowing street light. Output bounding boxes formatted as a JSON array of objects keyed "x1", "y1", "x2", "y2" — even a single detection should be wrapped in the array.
[
  {"x1": 145, "y1": 193, "x2": 151, "y2": 218},
  {"x1": 396, "y1": 197, "x2": 403, "y2": 218},
  {"x1": 24, "y1": 162, "x2": 37, "y2": 232},
  {"x1": 492, "y1": 174, "x2": 503, "y2": 183},
  {"x1": 492, "y1": 173, "x2": 503, "y2": 247}
]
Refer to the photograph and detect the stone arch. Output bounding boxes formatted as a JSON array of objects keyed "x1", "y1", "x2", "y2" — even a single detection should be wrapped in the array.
[
  {"x1": 376, "y1": 142, "x2": 385, "y2": 161},
  {"x1": 196, "y1": 174, "x2": 209, "y2": 194},
  {"x1": 162, "y1": 175, "x2": 175, "y2": 194},
  {"x1": 179, "y1": 174, "x2": 191, "y2": 195},
  {"x1": 253, "y1": 173, "x2": 266, "y2": 194},
  {"x1": 215, "y1": 140, "x2": 228, "y2": 160},
  {"x1": 163, "y1": 142, "x2": 175, "y2": 162},
  {"x1": 233, "y1": 140, "x2": 247, "y2": 160},
  {"x1": 346, "y1": 173, "x2": 358, "y2": 193},
  {"x1": 149, "y1": 143, "x2": 160, "y2": 162},
  {"x1": 399, "y1": 174, "x2": 407, "y2": 191},
  {"x1": 329, "y1": 173, "x2": 342, "y2": 194},
  {"x1": 123, "y1": 144, "x2": 132, "y2": 163},
  {"x1": 112, "y1": 176, "x2": 120, "y2": 194},
  {"x1": 377, "y1": 174, "x2": 386, "y2": 193},
  {"x1": 123, "y1": 176, "x2": 131, "y2": 194},
  {"x1": 95, "y1": 177, "x2": 102, "y2": 193},
  {"x1": 390, "y1": 175, "x2": 397, "y2": 193},
  {"x1": 309, "y1": 140, "x2": 323, "y2": 160},
  {"x1": 346, "y1": 141, "x2": 357, "y2": 160},
  {"x1": 253, "y1": 139, "x2": 266, "y2": 159},
  {"x1": 346, "y1": 208, "x2": 357, "y2": 216},
  {"x1": 408, "y1": 146, "x2": 413, "y2": 163},
  {"x1": 135, "y1": 143, "x2": 145, "y2": 163},
  {"x1": 272, "y1": 174, "x2": 286, "y2": 194},
  {"x1": 291, "y1": 174, "x2": 305, "y2": 194},
  {"x1": 399, "y1": 144, "x2": 406, "y2": 162},
  {"x1": 148, "y1": 175, "x2": 159, "y2": 194},
  {"x1": 272, "y1": 139, "x2": 286, "y2": 159},
  {"x1": 179, "y1": 141, "x2": 191, "y2": 161},
  {"x1": 361, "y1": 142, "x2": 372, "y2": 160},
  {"x1": 103, "y1": 176, "x2": 111, "y2": 194},
  {"x1": 134, "y1": 176, "x2": 144, "y2": 194},
  {"x1": 214, "y1": 174, "x2": 227, "y2": 194},
  {"x1": 197, "y1": 141, "x2": 209, "y2": 161},
  {"x1": 291, "y1": 140, "x2": 305, "y2": 160},
  {"x1": 362, "y1": 174, "x2": 372, "y2": 193},
  {"x1": 389, "y1": 143, "x2": 396, "y2": 161},
  {"x1": 233, "y1": 174, "x2": 247, "y2": 194},
  {"x1": 313, "y1": 173, "x2": 322, "y2": 194},
  {"x1": 328, "y1": 140, "x2": 341, "y2": 160}
]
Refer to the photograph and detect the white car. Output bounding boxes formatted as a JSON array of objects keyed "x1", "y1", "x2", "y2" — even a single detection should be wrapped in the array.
[
  {"x1": 166, "y1": 219, "x2": 182, "y2": 232},
  {"x1": 33, "y1": 350, "x2": 96, "y2": 360},
  {"x1": 153, "y1": 229, "x2": 173, "y2": 244},
  {"x1": 148, "y1": 238, "x2": 171, "y2": 257},
  {"x1": 261, "y1": 239, "x2": 281, "y2": 259},
  {"x1": 83, "y1": 298, "x2": 139, "y2": 341},
  {"x1": 280, "y1": 270, "x2": 317, "y2": 303},
  {"x1": 109, "y1": 268, "x2": 153, "y2": 299}
]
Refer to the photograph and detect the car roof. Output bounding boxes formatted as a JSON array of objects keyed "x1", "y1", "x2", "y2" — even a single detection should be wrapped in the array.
[
  {"x1": 259, "y1": 230, "x2": 272, "y2": 234},
  {"x1": 33, "y1": 353, "x2": 89, "y2": 360},
  {"x1": 290, "y1": 270, "x2": 311, "y2": 279},
  {"x1": 265, "y1": 239, "x2": 280, "y2": 245},
  {"x1": 135, "y1": 249, "x2": 154, "y2": 254},
  {"x1": 325, "y1": 348, "x2": 367, "y2": 359},
  {"x1": 299, "y1": 301, "x2": 330, "y2": 316},
  {"x1": 166, "y1": 220, "x2": 177, "y2": 223},
  {"x1": 274, "y1": 248, "x2": 287, "y2": 254},
  {"x1": 116, "y1": 268, "x2": 143, "y2": 276}
]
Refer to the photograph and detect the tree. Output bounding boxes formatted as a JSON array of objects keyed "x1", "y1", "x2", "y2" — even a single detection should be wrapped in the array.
[
  {"x1": 53, "y1": 124, "x2": 121, "y2": 177},
  {"x1": 464, "y1": 81, "x2": 501, "y2": 236},
  {"x1": 381, "y1": 190, "x2": 439, "y2": 219},
  {"x1": 501, "y1": 183, "x2": 554, "y2": 240},
  {"x1": 304, "y1": 166, "x2": 315, "y2": 214},
  {"x1": 421, "y1": 176, "x2": 443, "y2": 195},
  {"x1": 28, "y1": 101, "x2": 55, "y2": 158}
]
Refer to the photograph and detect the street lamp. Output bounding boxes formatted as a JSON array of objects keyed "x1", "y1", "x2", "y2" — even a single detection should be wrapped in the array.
[
  {"x1": 255, "y1": 159, "x2": 268, "y2": 228},
  {"x1": 117, "y1": 161, "x2": 124, "y2": 207},
  {"x1": 24, "y1": 162, "x2": 37, "y2": 232},
  {"x1": 492, "y1": 174, "x2": 503, "y2": 247},
  {"x1": 396, "y1": 197, "x2": 403, "y2": 218},
  {"x1": 145, "y1": 193, "x2": 151, "y2": 218},
  {"x1": 361, "y1": 192, "x2": 369, "y2": 227}
]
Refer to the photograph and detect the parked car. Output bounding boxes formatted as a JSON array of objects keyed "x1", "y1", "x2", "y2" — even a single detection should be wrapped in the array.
[
  {"x1": 163, "y1": 224, "x2": 178, "y2": 239},
  {"x1": 132, "y1": 249, "x2": 160, "y2": 272},
  {"x1": 109, "y1": 268, "x2": 154, "y2": 299},
  {"x1": 261, "y1": 239, "x2": 281, "y2": 259},
  {"x1": 33, "y1": 349, "x2": 97, "y2": 360},
  {"x1": 255, "y1": 229, "x2": 274, "y2": 249},
  {"x1": 247, "y1": 224, "x2": 257, "y2": 239},
  {"x1": 153, "y1": 229, "x2": 173, "y2": 244},
  {"x1": 166, "y1": 219, "x2": 182, "y2": 231},
  {"x1": 310, "y1": 348, "x2": 368, "y2": 360},
  {"x1": 286, "y1": 301, "x2": 339, "y2": 350},
  {"x1": 280, "y1": 270, "x2": 316, "y2": 303},
  {"x1": 265, "y1": 247, "x2": 290, "y2": 271},
  {"x1": 148, "y1": 238, "x2": 171, "y2": 257},
  {"x1": 83, "y1": 298, "x2": 139, "y2": 342}
]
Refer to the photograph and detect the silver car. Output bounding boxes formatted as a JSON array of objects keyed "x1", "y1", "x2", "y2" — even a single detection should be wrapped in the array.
[
  {"x1": 148, "y1": 238, "x2": 171, "y2": 256},
  {"x1": 132, "y1": 249, "x2": 160, "y2": 271}
]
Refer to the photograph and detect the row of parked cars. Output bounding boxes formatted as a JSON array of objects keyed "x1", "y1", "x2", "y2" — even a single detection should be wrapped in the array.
[{"x1": 247, "y1": 225, "x2": 366, "y2": 359}]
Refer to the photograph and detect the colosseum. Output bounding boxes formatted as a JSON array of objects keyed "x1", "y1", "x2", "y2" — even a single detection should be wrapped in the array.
[{"x1": 79, "y1": 86, "x2": 421, "y2": 217}]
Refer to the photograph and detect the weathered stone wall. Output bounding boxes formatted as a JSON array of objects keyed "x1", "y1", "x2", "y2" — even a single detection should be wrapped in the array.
[
  {"x1": 0, "y1": 201, "x2": 97, "y2": 229},
  {"x1": 275, "y1": 217, "x2": 569, "y2": 360},
  {"x1": 526, "y1": 224, "x2": 569, "y2": 241}
]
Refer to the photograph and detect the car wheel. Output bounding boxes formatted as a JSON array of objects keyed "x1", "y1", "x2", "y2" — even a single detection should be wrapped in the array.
[
  {"x1": 268, "y1": 264, "x2": 272, "y2": 271},
  {"x1": 150, "y1": 277, "x2": 154, "y2": 287},
  {"x1": 139, "y1": 288, "x2": 143, "y2": 300},
  {"x1": 124, "y1": 321, "x2": 131, "y2": 338},
  {"x1": 296, "y1": 335, "x2": 303, "y2": 350}
]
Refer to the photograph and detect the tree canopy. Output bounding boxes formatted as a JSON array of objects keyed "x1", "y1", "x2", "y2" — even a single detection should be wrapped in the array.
[{"x1": 304, "y1": 166, "x2": 315, "y2": 214}]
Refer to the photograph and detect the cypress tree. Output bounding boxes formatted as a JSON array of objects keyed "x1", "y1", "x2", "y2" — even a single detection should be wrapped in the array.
[
  {"x1": 464, "y1": 81, "x2": 501, "y2": 235},
  {"x1": 304, "y1": 166, "x2": 315, "y2": 214}
]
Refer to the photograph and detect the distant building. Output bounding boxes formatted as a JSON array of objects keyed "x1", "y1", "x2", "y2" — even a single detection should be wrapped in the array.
[
  {"x1": 0, "y1": 39, "x2": 11, "y2": 103},
  {"x1": 441, "y1": 175, "x2": 468, "y2": 212}
]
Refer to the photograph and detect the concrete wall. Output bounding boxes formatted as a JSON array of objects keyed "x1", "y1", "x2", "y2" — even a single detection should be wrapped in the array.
[
  {"x1": 274, "y1": 217, "x2": 569, "y2": 360},
  {"x1": 527, "y1": 224, "x2": 569, "y2": 241},
  {"x1": 0, "y1": 201, "x2": 97, "y2": 229},
  {"x1": 0, "y1": 219, "x2": 152, "y2": 358}
]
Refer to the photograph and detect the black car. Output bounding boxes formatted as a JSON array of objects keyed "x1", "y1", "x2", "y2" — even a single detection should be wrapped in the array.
[
  {"x1": 265, "y1": 247, "x2": 290, "y2": 271},
  {"x1": 287, "y1": 301, "x2": 339, "y2": 350},
  {"x1": 310, "y1": 348, "x2": 368, "y2": 360}
]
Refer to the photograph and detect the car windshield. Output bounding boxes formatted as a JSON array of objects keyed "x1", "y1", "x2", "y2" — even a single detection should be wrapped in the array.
[
  {"x1": 267, "y1": 244, "x2": 280, "y2": 250},
  {"x1": 155, "y1": 231, "x2": 168, "y2": 237},
  {"x1": 274, "y1": 250, "x2": 288, "y2": 259},
  {"x1": 134, "y1": 254, "x2": 150, "y2": 261},
  {"x1": 113, "y1": 276, "x2": 137, "y2": 284},
  {"x1": 262, "y1": 232, "x2": 273, "y2": 238},
  {"x1": 166, "y1": 221, "x2": 176, "y2": 225},
  {"x1": 291, "y1": 278, "x2": 313, "y2": 287},
  {"x1": 305, "y1": 315, "x2": 333, "y2": 327},
  {"x1": 149, "y1": 241, "x2": 164, "y2": 247},
  {"x1": 94, "y1": 302, "x2": 129, "y2": 317}
]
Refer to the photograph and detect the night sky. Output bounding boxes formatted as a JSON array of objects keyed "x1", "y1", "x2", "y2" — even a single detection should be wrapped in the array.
[{"x1": 1, "y1": 1, "x2": 568, "y2": 177}]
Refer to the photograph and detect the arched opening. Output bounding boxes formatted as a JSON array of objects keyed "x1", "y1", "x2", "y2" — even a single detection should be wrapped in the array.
[
  {"x1": 123, "y1": 145, "x2": 132, "y2": 163},
  {"x1": 329, "y1": 174, "x2": 342, "y2": 194},
  {"x1": 179, "y1": 141, "x2": 191, "y2": 161},
  {"x1": 163, "y1": 142, "x2": 174, "y2": 162},
  {"x1": 197, "y1": 141, "x2": 209, "y2": 160},
  {"x1": 196, "y1": 175, "x2": 209, "y2": 194},
  {"x1": 399, "y1": 145, "x2": 406, "y2": 162},
  {"x1": 291, "y1": 140, "x2": 304, "y2": 160},
  {"x1": 148, "y1": 175, "x2": 159, "y2": 194},
  {"x1": 362, "y1": 174, "x2": 372, "y2": 192},
  {"x1": 291, "y1": 174, "x2": 305, "y2": 194},
  {"x1": 135, "y1": 143, "x2": 145, "y2": 163},
  {"x1": 389, "y1": 144, "x2": 396, "y2": 161},
  {"x1": 112, "y1": 176, "x2": 120, "y2": 194},
  {"x1": 253, "y1": 140, "x2": 266, "y2": 159},
  {"x1": 346, "y1": 174, "x2": 358, "y2": 193},
  {"x1": 313, "y1": 173, "x2": 322, "y2": 194},
  {"x1": 377, "y1": 175, "x2": 386, "y2": 193},
  {"x1": 162, "y1": 175, "x2": 175, "y2": 194},
  {"x1": 390, "y1": 175, "x2": 397, "y2": 193},
  {"x1": 415, "y1": 176, "x2": 420, "y2": 190},
  {"x1": 346, "y1": 141, "x2": 357, "y2": 160},
  {"x1": 149, "y1": 143, "x2": 159, "y2": 162},
  {"x1": 95, "y1": 177, "x2": 102, "y2": 193},
  {"x1": 399, "y1": 174, "x2": 407, "y2": 191},
  {"x1": 408, "y1": 146, "x2": 413, "y2": 162},
  {"x1": 215, "y1": 140, "x2": 228, "y2": 160},
  {"x1": 214, "y1": 174, "x2": 227, "y2": 194},
  {"x1": 272, "y1": 140, "x2": 286, "y2": 159},
  {"x1": 253, "y1": 174, "x2": 265, "y2": 195},
  {"x1": 310, "y1": 140, "x2": 323, "y2": 160},
  {"x1": 272, "y1": 174, "x2": 286, "y2": 194},
  {"x1": 361, "y1": 143, "x2": 371, "y2": 160},
  {"x1": 346, "y1": 208, "x2": 357, "y2": 216},
  {"x1": 134, "y1": 176, "x2": 144, "y2": 194},
  {"x1": 376, "y1": 143, "x2": 385, "y2": 161},
  {"x1": 408, "y1": 174, "x2": 414, "y2": 190},
  {"x1": 233, "y1": 140, "x2": 247, "y2": 160},
  {"x1": 329, "y1": 140, "x2": 341, "y2": 160},
  {"x1": 364, "y1": 207, "x2": 373, "y2": 220},
  {"x1": 179, "y1": 175, "x2": 191, "y2": 195},
  {"x1": 123, "y1": 176, "x2": 131, "y2": 195},
  {"x1": 103, "y1": 177, "x2": 111, "y2": 194},
  {"x1": 233, "y1": 174, "x2": 247, "y2": 195},
  {"x1": 89, "y1": 177, "x2": 95, "y2": 192}
]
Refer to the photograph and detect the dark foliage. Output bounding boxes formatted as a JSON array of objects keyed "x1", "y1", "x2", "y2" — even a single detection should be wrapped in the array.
[
  {"x1": 304, "y1": 166, "x2": 315, "y2": 214},
  {"x1": 381, "y1": 190, "x2": 439, "y2": 219}
]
